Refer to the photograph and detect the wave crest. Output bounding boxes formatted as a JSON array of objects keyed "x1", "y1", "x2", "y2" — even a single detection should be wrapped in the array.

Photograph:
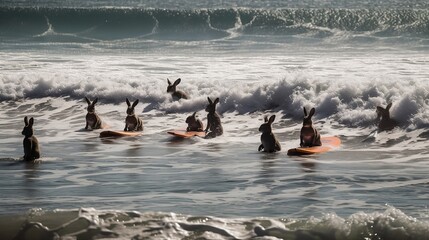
[
  {"x1": 1, "y1": 73, "x2": 428, "y2": 129},
  {"x1": 3, "y1": 206, "x2": 428, "y2": 240},
  {"x1": 1, "y1": 7, "x2": 429, "y2": 42}
]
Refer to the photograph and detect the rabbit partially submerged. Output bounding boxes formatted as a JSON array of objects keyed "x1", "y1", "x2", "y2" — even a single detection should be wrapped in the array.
[
  {"x1": 186, "y1": 112, "x2": 204, "y2": 132},
  {"x1": 167, "y1": 78, "x2": 189, "y2": 100},
  {"x1": 22, "y1": 116, "x2": 41, "y2": 161},
  {"x1": 376, "y1": 102, "x2": 397, "y2": 132},
  {"x1": 124, "y1": 98, "x2": 144, "y2": 132},
  {"x1": 258, "y1": 115, "x2": 281, "y2": 153},
  {"x1": 300, "y1": 107, "x2": 321, "y2": 147},
  {"x1": 84, "y1": 97, "x2": 103, "y2": 130},
  {"x1": 205, "y1": 97, "x2": 223, "y2": 139}
]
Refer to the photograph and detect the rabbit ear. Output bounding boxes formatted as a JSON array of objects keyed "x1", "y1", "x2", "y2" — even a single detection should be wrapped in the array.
[
  {"x1": 126, "y1": 98, "x2": 131, "y2": 106},
  {"x1": 207, "y1": 97, "x2": 213, "y2": 104},
  {"x1": 192, "y1": 112, "x2": 197, "y2": 117},
  {"x1": 268, "y1": 115, "x2": 276, "y2": 124},
  {"x1": 303, "y1": 107, "x2": 308, "y2": 116},
  {"x1": 24, "y1": 116, "x2": 28, "y2": 125},
  {"x1": 386, "y1": 102, "x2": 392, "y2": 111},
  {"x1": 167, "y1": 78, "x2": 172, "y2": 85},
  {"x1": 29, "y1": 117, "x2": 34, "y2": 127},
  {"x1": 174, "y1": 78, "x2": 181, "y2": 86},
  {"x1": 309, "y1": 108, "x2": 315, "y2": 117},
  {"x1": 376, "y1": 106, "x2": 384, "y2": 112},
  {"x1": 264, "y1": 116, "x2": 268, "y2": 122},
  {"x1": 214, "y1": 98, "x2": 220, "y2": 104},
  {"x1": 85, "y1": 97, "x2": 91, "y2": 105},
  {"x1": 132, "y1": 99, "x2": 139, "y2": 108},
  {"x1": 92, "y1": 98, "x2": 98, "y2": 105}
]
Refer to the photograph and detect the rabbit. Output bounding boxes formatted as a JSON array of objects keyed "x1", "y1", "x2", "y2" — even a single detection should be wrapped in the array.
[
  {"x1": 204, "y1": 97, "x2": 223, "y2": 139},
  {"x1": 300, "y1": 107, "x2": 321, "y2": 147},
  {"x1": 124, "y1": 98, "x2": 144, "y2": 132},
  {"x1": 258, "y1": 115, "x2": 281, "y2": 152},
  {"x1": 186, "y1": 112, "x2": 204, "y2": 132},
  {"x1": 22, "y1": 116, "x2": 41, "y2": 161},
  {"x1": 167, "y1": 78, "x2": 189, "y2": 100},
  {"x1": 84, "y1": 97, "x2": 103, "y2": 130},
  {"x1": 376, "y1": 102, "x2": 396, "y2": 131}
]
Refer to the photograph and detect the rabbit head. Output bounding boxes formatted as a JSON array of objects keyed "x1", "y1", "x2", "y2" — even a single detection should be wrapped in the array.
[
  {"x1": 22, "y1": 116, "x2": 34, "y2": 138},
  {"x1": 259, "y1": 115, "x2": 275, "y2": 133},
  {"x1": 205, "y1": 97, "x2": 219, "y2": 113},
  {"x1": 126, "y1": 98, "x2": 139, "y2": 116},
  {"x1": 303, "y1": 107, "x2": 315, "y2": 127},
  {"x1": 186, "y1": 112, "x2": 204, "y2": 132},
  {"x1": 186, "y1": 112, "x2": 198, "y2": 124},
  {"x1": 167, "y1": 78, "x2": 181, "y2": 93},
  {"x1": 376, "y1": 102, "x2": 392, "y2": 121},
  {"x1": 167, "y1": 78, "x2": 189, "y2": 100},
  {"x1": 85, "y1": 97, "x2": 98, "y2": 113}
]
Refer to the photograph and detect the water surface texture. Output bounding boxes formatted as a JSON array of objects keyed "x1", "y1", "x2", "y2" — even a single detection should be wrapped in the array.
[{"x1": 0, "y1": 0, "x2": 428, "y2": 239}]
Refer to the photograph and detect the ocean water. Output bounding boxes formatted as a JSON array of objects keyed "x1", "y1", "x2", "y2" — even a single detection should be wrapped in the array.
[{"x1": 1, "y1": 0, "x2": 429, "y2": 239}]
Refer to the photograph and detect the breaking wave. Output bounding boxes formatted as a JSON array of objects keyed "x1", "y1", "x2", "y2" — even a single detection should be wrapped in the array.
[
  {"x1": 1, "y1": 74, "x2": 428, "y2": 130},
  {"x1": 2, "y1": 206, "x2": 428, "y2": 240}
]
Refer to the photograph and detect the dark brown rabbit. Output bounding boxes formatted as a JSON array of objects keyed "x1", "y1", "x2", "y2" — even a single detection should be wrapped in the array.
[
  {"x1": 376, "y1": 102, "x2": 396, "y2": 131},
  {"x1": 186, "y1": 112, "x2": 204, "y2": 132},
  {"x1": 167, "y1": 78, "x2": 189, "y2": 100},
  {"x1": 22, "y1": 116, "x2": 40, "y2": 161},
  {"x1": 258, "y1": 115, "x2": 281, "y2": 152},
  {"x1": 205, "y1": 97, "x2": 223, "y2": 139},
  {"x1": 300, "y1": 107, "x2": 321, "y2": 147},
  {"x1": 84, "y1": 97, "x2": 103, "y2": 130},
  {"x1": 124, "y1": 98, "x2": 144, "y2": 131}
]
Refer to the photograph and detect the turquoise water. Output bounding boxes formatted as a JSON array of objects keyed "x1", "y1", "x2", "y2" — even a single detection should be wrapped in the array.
[{"x1": 0, "y1": 1, "x2": 428, "y2": 239}]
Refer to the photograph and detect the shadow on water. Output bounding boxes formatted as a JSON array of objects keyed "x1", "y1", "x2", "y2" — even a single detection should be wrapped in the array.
[
  {"x1": 259, "y1": 153, "x2": 277, "y2": 180},
  {"x1": 99, "y1": 136, "x2": 142, "y2": 144},
  {"x1": 0, "y1": 157, "x2": 23, "y2": 167},
  {"x1": 289, "y1": 156, "x2": 317, "y2": 173},
  {"x1": 165, "y1": 136, "x2": 187, "y2": 146},
  {"x1": 23, "y1": 160, "x2": 42, "y2": 182}
]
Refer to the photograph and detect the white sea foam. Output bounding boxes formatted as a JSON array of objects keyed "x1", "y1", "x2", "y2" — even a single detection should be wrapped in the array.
[
  {"x1": 2, "y1": 206, "x2": 428, "y2": 240},
  {"x1": 1, "y1": 52, "x2": 428, "y2": 130}
]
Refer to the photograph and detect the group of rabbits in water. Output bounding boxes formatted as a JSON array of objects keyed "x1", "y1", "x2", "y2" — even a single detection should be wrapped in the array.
[{"x1": 21, "y1": 78, "x2": 397, "y2": 161}]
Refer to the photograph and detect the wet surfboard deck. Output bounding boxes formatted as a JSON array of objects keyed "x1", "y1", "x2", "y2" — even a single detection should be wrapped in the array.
[
  {"x1": 99, "y1": 130, "x2": 142, "y2": 138},
  {"x1": 287, "y1": 136, "x2": 341, "y2": 156},
  {"x1": 167, "y1": 130, "x2": 206, "y2": 138}
]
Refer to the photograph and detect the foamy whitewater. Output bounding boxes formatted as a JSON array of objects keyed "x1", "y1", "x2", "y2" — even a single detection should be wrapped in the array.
[{"x1": 0, "y1": 0, "x2": 429, "y2": 239}]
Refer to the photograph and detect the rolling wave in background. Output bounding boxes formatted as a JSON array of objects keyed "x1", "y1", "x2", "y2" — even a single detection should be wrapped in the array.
[{"x1": 1, "y1": 7, "x2": 429, "y2": 48}]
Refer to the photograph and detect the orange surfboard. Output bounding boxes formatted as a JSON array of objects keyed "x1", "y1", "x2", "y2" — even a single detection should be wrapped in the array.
[
  {"x1": 287, "y1": 136, "x2": 341, "y2": 156},
  {"x1": 167, "y1": 130, "x2": 206, "y2": 138},
  {"x1": 99, "y1": 130, "x2": 142, "y2": 138}
]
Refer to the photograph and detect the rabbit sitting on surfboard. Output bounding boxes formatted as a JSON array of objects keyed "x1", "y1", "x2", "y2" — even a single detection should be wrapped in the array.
[
  {"x1": 186, "y1": 112, "x2": 204, "y2": 132},
  {"x1": 376, "y1": 102, "x2": 397, "y2": 132},
  {"x1": 124, "y1": 98, "x2": 143, "y2": 132},
  {"x1": 300, "y1": 107, "x2": 321, "y2": 147},
  {"x1": 84, "y1": 97, "x2": 104, "y2": 130},
  {"x1": 205, "y1": 97, "x2": 223, "y2": 139},
  {"x1": 258, "y1": 115, "x2": 281, "y2": 153},
  {"x1": 167, "y1": 78, "x2": 189, "y2": 100},
  {"x1": 22, "y1": 116, "x2": 41, "y2": 161}
]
